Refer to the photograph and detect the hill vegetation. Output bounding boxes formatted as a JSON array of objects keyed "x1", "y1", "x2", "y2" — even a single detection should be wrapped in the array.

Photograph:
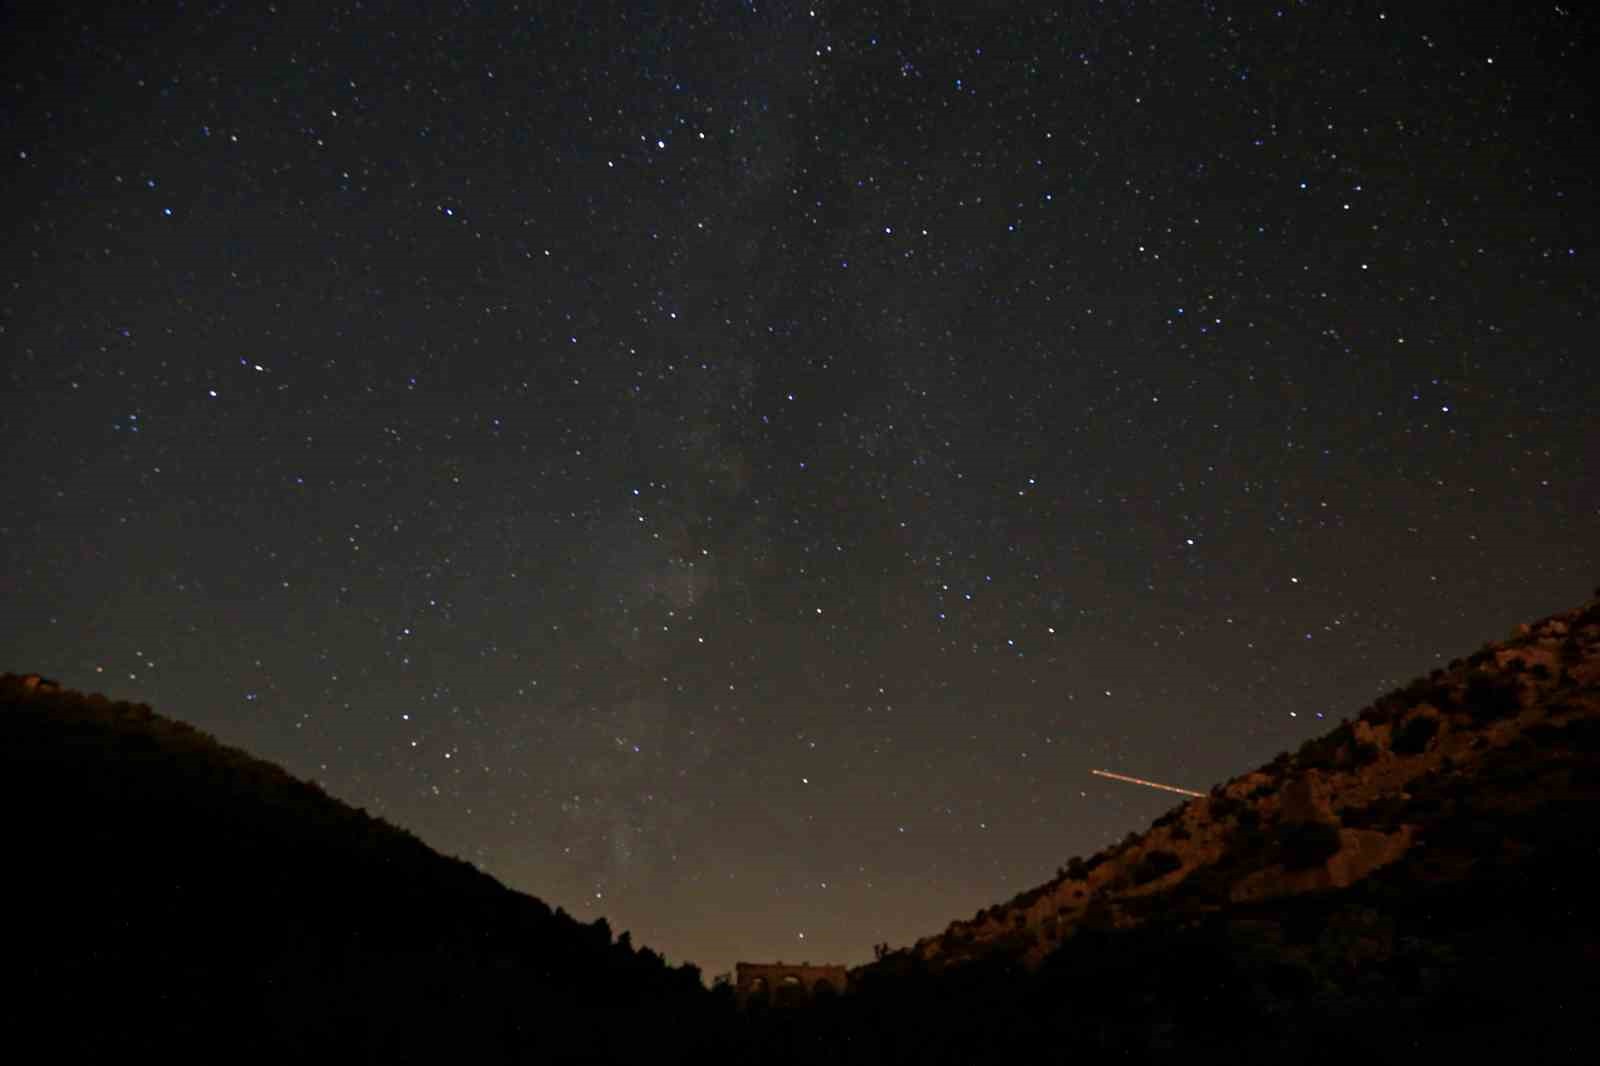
[
  {"x1": 0, "y1": 674, "x2": 716, "y2": 1063},
  {"x1": 890, "y1": 593, "x2": 1600, "y2": 974},
  {"x1": 7, "y1": 591, "x2": 1599, "y2": 1063}
]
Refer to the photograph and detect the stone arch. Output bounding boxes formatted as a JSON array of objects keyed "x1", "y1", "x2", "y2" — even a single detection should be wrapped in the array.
[
  {"x1": 775, "y1": 973, "x2": 807, "y2": 1006},
  {"x1": 735, "y1": 961, "x2": 848, "y2": 1008}
]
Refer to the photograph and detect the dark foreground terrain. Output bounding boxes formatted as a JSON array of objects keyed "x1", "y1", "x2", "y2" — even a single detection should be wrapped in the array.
[
  {"x1": 6, "y1": 594, "x2": 1599, "y2": 1063},
  {"x1": 1, "y1": 672, "x2": 717, "y2": 1063}
]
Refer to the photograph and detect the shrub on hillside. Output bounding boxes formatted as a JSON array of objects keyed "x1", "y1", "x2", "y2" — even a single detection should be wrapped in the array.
[
  {"x1": 1564, "y1": 717, "x2": 1600, "y2": 754},
  {"x1": 1400, "y1": 678, "x2": 1435, "y2": 707},
  {"x1": 1463, "y1": 674, "x2": 1523, "y2": 722},
  {"x1": 1297, "y1": 721, "x2": 1371, "y2": 772},
  {"x1": 1278, "y1": 821, "x2": 1343, "y2": 871},
  {"x1": 1210, "y1": 794, "x2": 1244, "y2": 819},
  {"x1": 1131, "y1": 849, "x2": 1183, "y2": 886},
  {"x1": 1227, "y1": 820, "x2": 1270, "y2": 858},
  {"x1": 1392, "y1": 715, "x2": 1440, "y2": 756},
  {"x1": 1523, "y1": 723, "x2": 1563, "y2": 748},
  {"x1": 1341, "y1": 794, "x2": 1407, "y2": 830}
]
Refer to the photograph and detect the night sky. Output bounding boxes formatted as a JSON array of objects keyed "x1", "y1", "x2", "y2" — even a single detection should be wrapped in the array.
[{"x1": 3, "y1": 2, "x2": 1595, "y2": 980}]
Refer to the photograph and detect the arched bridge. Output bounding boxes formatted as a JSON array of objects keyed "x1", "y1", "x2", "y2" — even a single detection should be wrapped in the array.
[{"x1": 735, "y1": 961, "x2": 848, "y2": 1008}]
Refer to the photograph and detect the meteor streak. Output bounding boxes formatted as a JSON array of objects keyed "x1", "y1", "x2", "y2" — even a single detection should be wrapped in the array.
[{"x1": 1090, "y1": 768, "x2": 1205, "y2": 798}]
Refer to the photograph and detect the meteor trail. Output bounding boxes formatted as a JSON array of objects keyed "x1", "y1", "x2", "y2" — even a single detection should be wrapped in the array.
[{"x1": 1091, "y1": 769, "x2": 1205, "y2": 798}]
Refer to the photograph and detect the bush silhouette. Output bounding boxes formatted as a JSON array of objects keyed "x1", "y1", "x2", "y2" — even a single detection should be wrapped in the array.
[
  {"x1": 1131, "y1": 850, "x2": 1183, "y2": 886},
  {"x1": 1279, "y1": 821, "x2": 1342, "y2": 870},
  {"x1": 1393, "y1": 715, "x2": 1440, "y2": 755},
  {"x1": 1464, "y1": 675, "x2": 1523, "y2": 722}
]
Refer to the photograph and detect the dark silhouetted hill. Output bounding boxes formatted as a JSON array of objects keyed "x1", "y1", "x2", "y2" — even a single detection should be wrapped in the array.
[{"x1": 0, "y1": 675, "x2": 720, "y2": 1064}]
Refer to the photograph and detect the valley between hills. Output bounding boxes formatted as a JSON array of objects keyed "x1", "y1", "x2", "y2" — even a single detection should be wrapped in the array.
[{"x1": 6, "y1": 592, "x2": 1598, "y2": 1063}]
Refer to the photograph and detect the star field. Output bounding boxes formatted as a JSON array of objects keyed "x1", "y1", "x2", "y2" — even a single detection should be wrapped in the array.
[{"x1": 2, "y1": 2, "x2": 1595, "y2": 980}]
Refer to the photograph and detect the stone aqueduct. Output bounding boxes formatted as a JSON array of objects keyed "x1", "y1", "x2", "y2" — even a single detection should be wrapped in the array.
[{"x1": 734, "y1": 962, "x2": 848, "y2": 1008}]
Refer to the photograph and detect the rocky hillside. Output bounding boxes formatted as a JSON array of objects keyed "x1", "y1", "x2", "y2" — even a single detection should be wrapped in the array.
[{"x1": 897, "y1": 593, "x2": 1600, "y2": 973}]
